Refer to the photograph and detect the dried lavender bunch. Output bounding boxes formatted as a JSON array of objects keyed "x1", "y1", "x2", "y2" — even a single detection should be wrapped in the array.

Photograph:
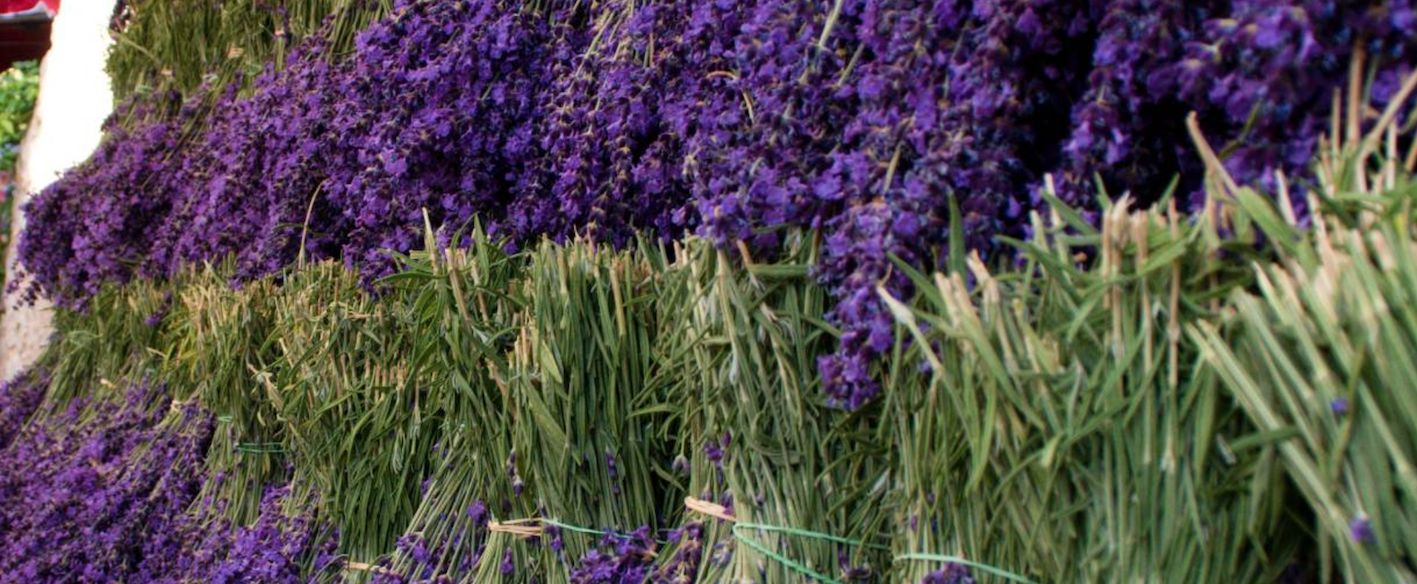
[
  {"x1": 140, "y1": 483, "x2": 341, "y2": 584},
  {"x1": 0, "y1": 381, "x2": 212, "y2": 584},
  {"x1": 0, "y1": 367, "x2": 48, "y2": 450}
]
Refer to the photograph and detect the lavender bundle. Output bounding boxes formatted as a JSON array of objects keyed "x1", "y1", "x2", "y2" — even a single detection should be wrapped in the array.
[
  {"x1": 0, "y1": 380, "x2": 212, "y2": 584},
  {"x1": 661, "y1": 233, "x2": 892, "y2": 584},
  {"x1": 139, "y1": 483, "x2": 342, "y2": 584},
  {"x1": 263, "y1": 261, "x2": 447, "y2": 562},
  {"x1": 363, "y1": 226, "x2": 531, "y2": 584},
  {"x1": 0, "y1": 367, "x2": 48, "y2": 450},
  {"x1": 159, "y1": 269, "x2": 290, "y2": 526},
  {"x1": 881, "y1": 195, "x2": 1304, "y2": 582},
  {"x1": 506, "y1": 240, "x2": 683, "y2": 584},
  {"x1": 1191, "y1": 86, "x2": 1417, "y2": 583}
]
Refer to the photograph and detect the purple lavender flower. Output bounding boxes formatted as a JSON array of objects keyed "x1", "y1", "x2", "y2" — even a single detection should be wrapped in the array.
[
  {"x1": 650, "y1": 522, "x2": 704, "y2": 584},
  {"x1": 0, "y1": 367, "x2": 48, "y2": 450},
  {"x1": 468, "y1": 500, "x2": 489, "y2": 527},
  {"x1": 548, "y1": 523, "x2": 565, "y2": 554},
  {"x1": 0, "y1": 381, "x2": 219, "y2": 583},
  {"x1": 703, "y1": 441, "x2": 724, "y2": 468},
  {"x1": 500, "y1": 547, "x2": 515, "y2": 575},
  {"x1": 569, "y1": 526, "x2": 656, "y2": 584},
  {"x1": 144, "y1": 291, "x2": 174, "y2": 327},
  {"x1": 921, "y1": 563, "x2": 976, "y2": 584},
  {"x1": 1350, "y1": 517, "x2": 1375, "y2": 544}
]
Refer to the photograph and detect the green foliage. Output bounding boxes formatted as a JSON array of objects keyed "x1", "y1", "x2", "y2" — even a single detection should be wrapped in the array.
[
  {"x1": 0, "y1": 60, "x2": 38, "y2": 173},
  {"x1": 106, "y1": 0, "x2": 389, "y2": 108},
  {"x1": 1189, "y1": 107, "x2": 1417, "y2": 583},
  {"x1": 884, "y1": 195, "x2": 1304, "y2": 583},
  {"x1": 0, "y1": 60, "x2": 40, "y2": 282},
  {"x1": 665, "y1": 235, "x2": 893, "y2": 584}
]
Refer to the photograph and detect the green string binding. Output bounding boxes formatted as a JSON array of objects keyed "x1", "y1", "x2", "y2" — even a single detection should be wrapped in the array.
[
  {"x1": 217, "y1": 415, "x2": 286, "y2": 454},
  {"x1": 234, "y1": 441, "x2": 286, "y2": 454},
  {"x1": 729, "y1": 523, "x2": 887, "y2": 584},
  {"x1": 541, "y1": 518, "x2": 671, "y2": 545},
  {"x1": 893, "y1": 553, "x2": 1037, "y2": 584},
  {"x1": 725, "y1": 523, "x2": 1035, "y2": 584}
]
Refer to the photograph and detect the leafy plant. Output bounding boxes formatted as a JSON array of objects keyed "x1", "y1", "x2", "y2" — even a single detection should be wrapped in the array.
[
  {"x1": 0, "y1": 60, "x2": 38, "y2": 174},
  {"x1": 0, "y1": 59, "x2": 40, "y2": 284}
]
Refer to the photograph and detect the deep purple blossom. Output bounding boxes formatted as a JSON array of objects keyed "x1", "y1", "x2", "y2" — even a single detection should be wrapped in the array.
[
  {"x1": 1350, "y1": 517, "x2": 1375, "y2": 544},
  {"x1": 147, "y1": 484, "x2": 340, "y2": 584},
  {"x1": 468, "y1": 500, "x2": 488, "y2": 526},
  {"x1": 500, "y1": 547, "x2": 515, "y2": 575},
  {"x1": 569, "y1": 526, "x2": 656, "y2": 584},
  {"x1": 920, "y1": 563, "x2": 976, "y2": 584},
  {"x1": 0, "y1": 381, "x2": 214, "y2": 584},
  {"x1": 143, "y1": 291, "x2": 174, "y2": 327},
  {"x1": 649, "y1": 522, "x2": 705, "y2": 584},
  {"x1": 0, "y1": 367, "x2": 48, "y2": 450}
]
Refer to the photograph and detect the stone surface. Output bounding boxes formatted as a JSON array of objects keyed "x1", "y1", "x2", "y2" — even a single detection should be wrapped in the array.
[{"x1": 0, "y1": 0, "x2": 114, "y2": 380}]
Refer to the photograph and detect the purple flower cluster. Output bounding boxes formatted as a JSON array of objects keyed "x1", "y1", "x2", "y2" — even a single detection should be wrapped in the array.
[
  {"x1": 0, "y1": 381, "x2": 211, "y2": 584},
  {"x1": 568, "y1": 526, "x2": 658, "y2": 584},
  {"x1": 21, "y1": 0, "x2": 1417, "y2": 406},
  {"x1": 0, "y1": 373, "x2": 343, "y2": 584},
  {"x1": 1056, "y1": 0, "x2": 1417, "y2": 213},
  {"x1": 365, "y1": 501, "x2": 490, "y2": 584},
  {"x1": 509, "y1": 0, "x2": 690, "y2": 247},
  {"x1": 0, "y1": 367, "x2": 48, "y2": 450},
  {"x1": 648, "y1": 522, "x2": 706, "y2": 584},
  {"x1": 1349, "y1": 517, "x2": 1375, "y2": 544},
  {"x1": 320, "y1": 0, "x2": 560, "y2": 274},
  {"x1": 19, "y1": 98, "x2": 190, "y2": 302},
  {"x1": 21, "y1": 0, "x2": 571, "y2": 302},
  {"x1": 142, "y1": 484, "x2": 341, "y2": 584},
  {"x1": 920, "y1": 563, "x2": 975, "y2": 584}
]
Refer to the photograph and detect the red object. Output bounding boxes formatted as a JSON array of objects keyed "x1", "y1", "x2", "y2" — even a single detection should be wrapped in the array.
[
  {"x1": 0, "y1": 0, "x2": 52, "y2": 71},
  {"x1": 0, "y1": 0, "x2": 58, "y2": 20}
]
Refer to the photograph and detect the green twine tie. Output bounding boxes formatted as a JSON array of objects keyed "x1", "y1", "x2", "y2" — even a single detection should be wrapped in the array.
[
  {"x1": 730, "y1": 522, "x2": 887, "y2": 584},
  {"x1": 540, "y1": 518, "x2": 672, "y2": 545},
  {"x1": 894, "y1": 553, "x2": 1037, "y2": 584},
  {"x1": 725, "y1": 523, "x2": 1035, "y2": 584},
  {"x1": 234, "y1": 442, "x2": 286, "y2": 454},
  {"x1": 217, "y1": 415, "x2": 286, "y2": 455}
]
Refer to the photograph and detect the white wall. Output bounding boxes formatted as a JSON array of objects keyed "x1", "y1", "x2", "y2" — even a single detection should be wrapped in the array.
[{"x1": 0, "y1": 0, "x2": 116, "y2": 380}]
